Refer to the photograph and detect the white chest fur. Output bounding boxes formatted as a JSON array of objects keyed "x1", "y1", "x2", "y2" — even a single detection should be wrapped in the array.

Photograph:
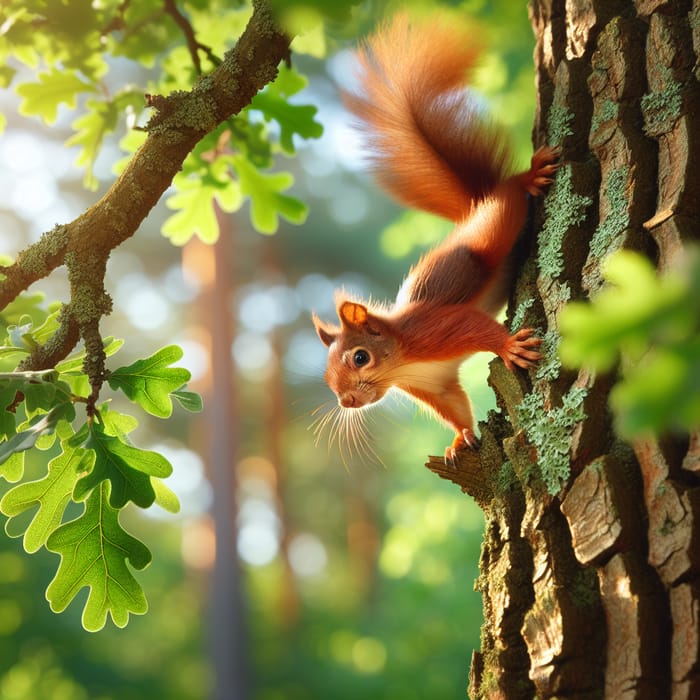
[{"x1": 386, "y1": 357, "x2": 466, "y2": 393}]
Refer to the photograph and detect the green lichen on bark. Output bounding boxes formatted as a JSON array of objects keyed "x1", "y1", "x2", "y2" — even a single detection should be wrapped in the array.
[
  {"x1": 510, "y1": 298, "x2": 535, "y2": 332},
  {"x1": 590, "y1": 97, "x2": 619, "y2": 136},
  {"x1": 9, "y1": 224, "x2": 69, "y2": 282},
  {"x1": 537, "y1": 165, "x2": 592, "y2": 281},
  {"x1": 641, "y1": 65, "x2": 683, "y2": 136},
  {"x1": 494, "y1": 460, "x2": 517, "y2": 494},
  {"x1": 589, "y1": 165, "x2": 630, "y2": 261},
  {"x1": 515, "y1": 385, "x2": 588, "y2": 495},
  {"x1": 146, "y1": 89, "x2": 220, "y2": 134},
  {"x1": 547, "y1": 102, "x2": 574, "y2": 144},
  {"x1": 534, "y1": 329, "x2": 562, "y2": 382}
]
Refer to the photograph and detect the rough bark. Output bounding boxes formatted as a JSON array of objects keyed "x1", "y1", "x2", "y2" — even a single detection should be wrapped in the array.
[{"x1": 427, "y1": 1, "x2": 700, "y2": 698}]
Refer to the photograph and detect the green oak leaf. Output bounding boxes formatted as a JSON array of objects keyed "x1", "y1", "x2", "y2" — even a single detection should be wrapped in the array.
[
  {"x1": 55, "y1": 336, "x2": 123, "y2": 374},
  {"x1": 107, "y1": 345, "x2": 193, "y2": 418},
  {"x1": 0, "y1": 408, "x2": 67, "y2": 466},
  {"x1": 0, "y1": 347, "x2": 28, "y2": 363},
  {"x1": 171, "y1": 388, "x2": 203, "y2": 413},
  {"x1": 1, "y1": 437, "x2": 93, "y2": 552},
  {"x1": 73, "y1": 420, "x2": 172, "y2": 509},
  {"x1": 23, "y1": 377, "x2": 75, "y2": 421},
  {"x1": 0, "y1": 65, "x2": 16, "y2": 88},
  {"x1": 251, "y1": 92, "x2": 323, "y2": 154},
  {"x1": 0, "y1": 453, "x2": 25, "y2": 484},
  {"x1": 161, "y1": 172, "x2": 242, "y2": 245},
  {"x1": 269, "y1": 0, "x2": 360, "y2": 24},
  {"x1": 559, "y1": 250, "x2": 695, "y2": 370},
  {"x1": 67, "y1": 98, "x2": 119, "y2": 190},
  {"x1": 229, "y1": 115, "x2": 272, "y2": 169},
  {"x1": 67, "y1": 90, "x2": 143, "y2": 191},
  {"x1": 22, "y1": 379, "x2": 57, "y2": 414},
  {"x1": 46, "y1": 481, "x2": 151, "y2": 632},
  {"x1": 24, "y1": 307, "x2": 61, "y2": 346},
  {"x1": 152, "y1": 478, "x2": 181, "y2": 514},
  {"x1": 268, "y1": 64, "x2": 309, "y2": 98},
  {"x1": 291, "y1": 21, "x2": 326, "y2": 59},
  {"x1": 0, "y1": 384, "x2": 19, "y2": 439},
  {"x1": 232, "y1": 155, "x2": 308, "y2": 234},
  {"x1": 0, "y1": 291, "x2": 47, "y2": 328},
  {"x1": 98, "y1": 407, "x2": 139, "y2": 440},
  {"x1": 611, "y1": 338, "x2": 700, "y2": 437},
  {"x1": 16, "y1": 68, "x2": 95, "y2": 124}
]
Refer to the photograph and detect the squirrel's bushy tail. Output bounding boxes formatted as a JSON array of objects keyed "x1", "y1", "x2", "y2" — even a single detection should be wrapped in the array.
[{"x1": 345, "y1": 13, "x2": 512, "y2": 223}]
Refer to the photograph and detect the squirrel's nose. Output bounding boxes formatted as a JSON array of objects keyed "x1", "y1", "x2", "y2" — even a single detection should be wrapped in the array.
[{"x1": 339, "y1": 393, "x2": 357, "y2": 408}]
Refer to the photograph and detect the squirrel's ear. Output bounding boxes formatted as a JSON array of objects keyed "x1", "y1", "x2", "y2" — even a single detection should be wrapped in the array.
[
  {"x1": 338, "y1": 301, "x2": 383, "y2": 335},
  {"x1": 312, "y1": 314, "x2": 338, "y2": 347},
  {"x1": 338, "y1": 301, "x2": 368, "y2": 328}
]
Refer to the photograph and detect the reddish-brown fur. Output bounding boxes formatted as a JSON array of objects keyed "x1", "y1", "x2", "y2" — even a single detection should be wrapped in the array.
[{"x1": 314, "y1": 13, "x2": 559, "y2": 461}]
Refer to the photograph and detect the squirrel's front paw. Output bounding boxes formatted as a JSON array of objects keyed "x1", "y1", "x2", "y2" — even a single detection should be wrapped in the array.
[
  {"x1": 501, "y1": 328, "x2": 542, "y2": 371},
  {"x1": 524, "y1": 145, "x2": 561, "y2": 196},
  {"x1": 444, "y1": 428, "x2": 480, "y2": 466}
]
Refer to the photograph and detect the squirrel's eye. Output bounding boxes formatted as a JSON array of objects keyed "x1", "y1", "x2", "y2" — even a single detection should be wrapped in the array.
[{"x1": 353, "y1": 349, "x2": 371, "y2": 368}]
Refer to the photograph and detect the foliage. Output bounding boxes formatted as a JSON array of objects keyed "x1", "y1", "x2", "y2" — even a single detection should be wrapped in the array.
[
  {"x1": 0, "y1": 292, "x2": 199, "y2": 629},
  {"x1": 0, "y1": 0, "x2": 325, "y2": 630},
  {"x1": 2, "y1": 0, "x2": 323, "y2": 232},
  {"x1": 559, "y1": 249, "x2": 700, "y2": 438},
  {"x1": 0, "y1": 517, "x2": 210, "y2": 699}
]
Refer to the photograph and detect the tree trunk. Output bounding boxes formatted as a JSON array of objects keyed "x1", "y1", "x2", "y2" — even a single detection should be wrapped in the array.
[
  {"x1": 186, "y1": 212, "x2": 250, "y2": 700},
  {"x1": 427, "y1": 2, "x2": 700, "y2": 698}
]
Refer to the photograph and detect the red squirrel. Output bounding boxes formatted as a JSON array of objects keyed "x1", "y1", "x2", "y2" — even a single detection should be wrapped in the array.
[{"x1": 313, "y1": 13, "x2": 559, "y2": 462}]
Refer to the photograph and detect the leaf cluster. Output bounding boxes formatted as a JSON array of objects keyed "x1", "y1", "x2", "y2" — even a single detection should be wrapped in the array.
[
  {"x1": 159, "y1": 63, "x2": 322, "y2": 243},
  {"x1": 559, "y1": 249, "x2": 700, "y2": 439},
  {"x1": 0, "y1": 0, "x2": 330, "y2": 630},
  {"x1": 2, "y1": 0, "x2": 324, "y2": 237},
  {"x1": 0, "y1": 296, "x2": 201, "y2": 631}
]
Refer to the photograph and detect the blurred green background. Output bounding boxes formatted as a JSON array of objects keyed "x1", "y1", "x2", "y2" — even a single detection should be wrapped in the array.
[{"x1": 0, "y1": 1, "x2": 536, "y2": 697}]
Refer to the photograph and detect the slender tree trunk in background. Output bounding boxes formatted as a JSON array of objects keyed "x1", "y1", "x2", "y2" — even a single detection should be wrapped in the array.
[
  {"x1": 428, "y1": 2, "x2": 700, "y2": 698},
  {"x1": 208, "y1": 212, "x2": 250, "y2": 700},
  {"x1": 261, "y1": 239, "x2": 301, "y2": 629},
  {"x1": 188, "y1": 208, "x2": 249, "y2": 700}
]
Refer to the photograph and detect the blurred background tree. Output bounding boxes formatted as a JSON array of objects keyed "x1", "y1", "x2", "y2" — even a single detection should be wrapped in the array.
[{"x1": 0, "y1": 1, "x2": 540, "y2": 698}]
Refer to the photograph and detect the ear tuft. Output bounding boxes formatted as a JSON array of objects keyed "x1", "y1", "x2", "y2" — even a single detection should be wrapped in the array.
[{"x1": 312, "y1": 314, "x2": 338, "y2": 348}]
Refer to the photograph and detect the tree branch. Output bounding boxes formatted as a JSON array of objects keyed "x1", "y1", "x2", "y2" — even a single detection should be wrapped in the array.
[{"x1": 0, "y1": 0, "x2": 292, "y2": 392}]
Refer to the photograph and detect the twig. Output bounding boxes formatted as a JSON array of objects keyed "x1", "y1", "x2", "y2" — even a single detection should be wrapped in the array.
[
  {"x1": 163, "y1": 0, "x2": 221, "y2": 73},
  {"x1": 100, "y1": 0, "x2": 133, "y2": 34}
]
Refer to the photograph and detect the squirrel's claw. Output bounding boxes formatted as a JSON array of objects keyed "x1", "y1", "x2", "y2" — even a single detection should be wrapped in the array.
[
  {"x1": 524, "y1": 145, "x2": 561, "y2": 196},
  {"x1": 444, "y1": 446, "x2": 459, "y2": 467},
  {"x1": 444, "y1": 428, "x2": 480, "y2": 467}
]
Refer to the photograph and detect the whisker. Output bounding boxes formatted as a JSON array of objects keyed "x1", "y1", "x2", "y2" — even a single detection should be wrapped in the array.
[
  {"x1": 308, "y1": 399, "x2": 384, "y2": 468},
  {"x1": 334, "y1": 409, "x2": 354, "y2": 470},
  {"x1": 309, "y1": 399, "x2": 335, "y2": 419},
  {"x1": 344, "y1": 404, "x2": 384, "y2": 467},
  {"x1": 310, "y1": 405, "x2": 337, "y2": 443}
]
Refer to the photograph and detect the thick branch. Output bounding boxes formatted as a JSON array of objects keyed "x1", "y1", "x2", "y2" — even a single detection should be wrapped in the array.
[{"x1": 0, "y1": 0, "x2": 292, "y2": 380}]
